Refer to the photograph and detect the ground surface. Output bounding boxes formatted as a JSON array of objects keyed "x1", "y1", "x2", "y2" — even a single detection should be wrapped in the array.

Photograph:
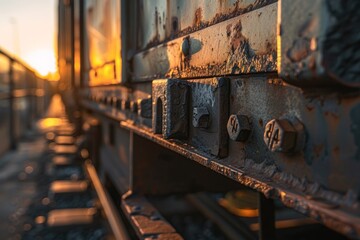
[
  {"x1": 0, "y1": 95, "x2": 109, "y2": 240},
  {"x1": 0, "y1": 129, "x2": 46, "y2": 240}
]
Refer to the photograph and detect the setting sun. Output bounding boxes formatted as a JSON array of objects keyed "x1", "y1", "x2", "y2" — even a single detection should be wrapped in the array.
[{"x1": 24, "y1": 49, "x2": 58, "y2": 78}]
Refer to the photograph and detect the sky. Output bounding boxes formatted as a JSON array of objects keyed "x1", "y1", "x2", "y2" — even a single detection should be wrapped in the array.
[{"x1": 0, "y1": 0, "x2": 57, "y2": 76}]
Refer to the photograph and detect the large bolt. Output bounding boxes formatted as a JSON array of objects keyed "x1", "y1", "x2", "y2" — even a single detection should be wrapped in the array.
[
  {"x1": 193, "y1": 107, "x2": 210, "y2": 128},
  {"x1": 227, "y1": 114, "x2": 251, "y2": 142},
  {"x1": 181, "y1": 37, "x2": 190, "y2": 57},
  {"x1": 264, "y1": 119, "x2": 301, "y2": 152}
]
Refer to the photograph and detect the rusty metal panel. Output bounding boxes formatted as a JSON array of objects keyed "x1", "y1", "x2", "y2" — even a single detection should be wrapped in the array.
[
  {"x1": 147, "y1": 76, "x2": 360, "y2": 193},
  {"x1": 83, "y1": 0, "x2": 122, "y2": 86},
  {"x1": 73, "y1": 0, "x2": 82, "y2": 88},
  {"x1": 133, "y1": 3, "x2": 277, "y2": 81},
  {"x1": 278, "y1": 0, "x2": 360, "y2": 88},
  {"x1": 58, "y1": 0, "x2": 73, "y2": 89},
  {"x1": 137, "y1": 0, "x2": 277, "y2": 49},
  {"x1": 227, "y1": 77, "x2": 360, "y2": 195}
]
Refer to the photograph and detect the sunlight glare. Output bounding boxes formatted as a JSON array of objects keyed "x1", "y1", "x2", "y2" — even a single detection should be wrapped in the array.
[
  {"x1": 38, "y1": 118, "x2": 62, "y2": 129},
  {"x1": 24, "y1": 49, "x2": 57, "y2": 77}
]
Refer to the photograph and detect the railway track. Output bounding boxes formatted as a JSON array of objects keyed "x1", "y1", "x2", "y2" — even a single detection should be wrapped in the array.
[{"x1": 19, "y1": 118, "x2": 119, "y2": 239}]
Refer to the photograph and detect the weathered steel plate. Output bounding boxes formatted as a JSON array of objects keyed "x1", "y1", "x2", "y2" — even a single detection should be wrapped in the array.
[
  {"x1": 138, "y1": 0, "x2": 277, "y2": 49},
  {"x1": 133, "y1": 3, "x2": 277, "y2": 81}
]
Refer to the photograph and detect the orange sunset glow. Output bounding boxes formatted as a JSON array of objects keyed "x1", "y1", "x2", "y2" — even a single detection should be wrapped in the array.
[
  {"x1": 24, "y1": 49, "x2": 58, "y2": 77},
  {"x1": 0, "y1": 0, "x2": 58, "y2": 79}
]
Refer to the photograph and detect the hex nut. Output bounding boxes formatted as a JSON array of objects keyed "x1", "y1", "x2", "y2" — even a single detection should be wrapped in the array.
[
  {"x1": 263, "y1": 119, "x2": 298, "y2": 152},
  {"x1": 193, "y1": 107, "x2": 210, "y2": 128},
  {"x1": 227, "y1": 114, "x2": 251, "y2": 142}
]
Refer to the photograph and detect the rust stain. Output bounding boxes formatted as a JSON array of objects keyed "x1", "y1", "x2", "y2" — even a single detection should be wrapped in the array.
[
  {"x1": 287, "y1": 38, "x2": 311, "y2": 63},
  {"x1": 226, "y1": 20, "x2": 277, "y2": 74},
  {"x1": 226, "y1": 24, "x2": 232, "y2": 37},
  {"x1": 146, "y1": 7, "x2": 161, "y2": 48},
  {"x1": 171, "y1": 17, "x2": 179, "y2": 34},
  {"x1": 324, "y1": 111, "x2": 339, "y2": 119},
  {"x1": 144, "y1": 0, "x2": 277, "y2": 49},
  {"x1": 194, "y1": 8, "x2": 203, "y2": 27},
  {"x1": 230, "y1": 21, "x2": 245, "y2": 50},
  {"x1": 306, "y1": 103, "x2": 315, "y2": 111},
  {"x1": 258, "y1": 118, "x2": 264, "y2": 127},
  {"x1": 313, "y1": 144, "x2": 324, "y2": 159}
]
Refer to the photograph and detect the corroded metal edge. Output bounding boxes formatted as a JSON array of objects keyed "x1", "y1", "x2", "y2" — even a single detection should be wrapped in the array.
[
  {"x1": 133, "y1": 3, "x2": 277, "y2": 82},
  {"x1": 120, "y1": 121, "x2": 360, "y2": 239},
  {"x1": 139, "y1": 0, "x2": 277, "y2": 50},
  {"x1": 121, "y1": 193, "x2": 183, "y2": 239}
]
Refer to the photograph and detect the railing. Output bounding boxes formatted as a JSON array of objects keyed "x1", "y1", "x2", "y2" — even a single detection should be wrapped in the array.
[{"x1": 0, "y1": 48, "x2": 51, "y2": 155}]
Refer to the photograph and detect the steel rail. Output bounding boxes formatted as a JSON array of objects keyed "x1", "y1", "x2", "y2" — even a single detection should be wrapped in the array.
[
  {"x1": 186, "y1": 193, "x2": 257, "y2": 240},
  {"x1": 85, "y1": 160, "x2": 130, "y2": 240}
]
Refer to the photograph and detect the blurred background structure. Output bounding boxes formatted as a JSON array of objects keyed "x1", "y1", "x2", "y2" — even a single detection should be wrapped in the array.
[{"x1": 0, "y1": 0, "x2": 58, "y2": 79}]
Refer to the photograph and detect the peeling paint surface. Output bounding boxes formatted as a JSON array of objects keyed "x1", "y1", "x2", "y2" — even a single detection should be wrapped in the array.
[
  {"x1": 133, "y1": 3, "x2": 277, "y2": 82},
  {"x1": 138, "y1": 0, "x2": 277, "y2": 50}
]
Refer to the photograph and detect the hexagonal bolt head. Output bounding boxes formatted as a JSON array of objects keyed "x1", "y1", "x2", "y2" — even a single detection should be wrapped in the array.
[
  {"x1": 181, "y1": 37, "x2": 190, "y2": 57},
  {"x1": 227, "y1": 114, "x2": 251, "y2": 142},
  {"x1": 263, "y1": 119, "x2": 298, "y2": 152},
  {"x1": 193, "y1": 107, "x2": 210, "y2": 128}
]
